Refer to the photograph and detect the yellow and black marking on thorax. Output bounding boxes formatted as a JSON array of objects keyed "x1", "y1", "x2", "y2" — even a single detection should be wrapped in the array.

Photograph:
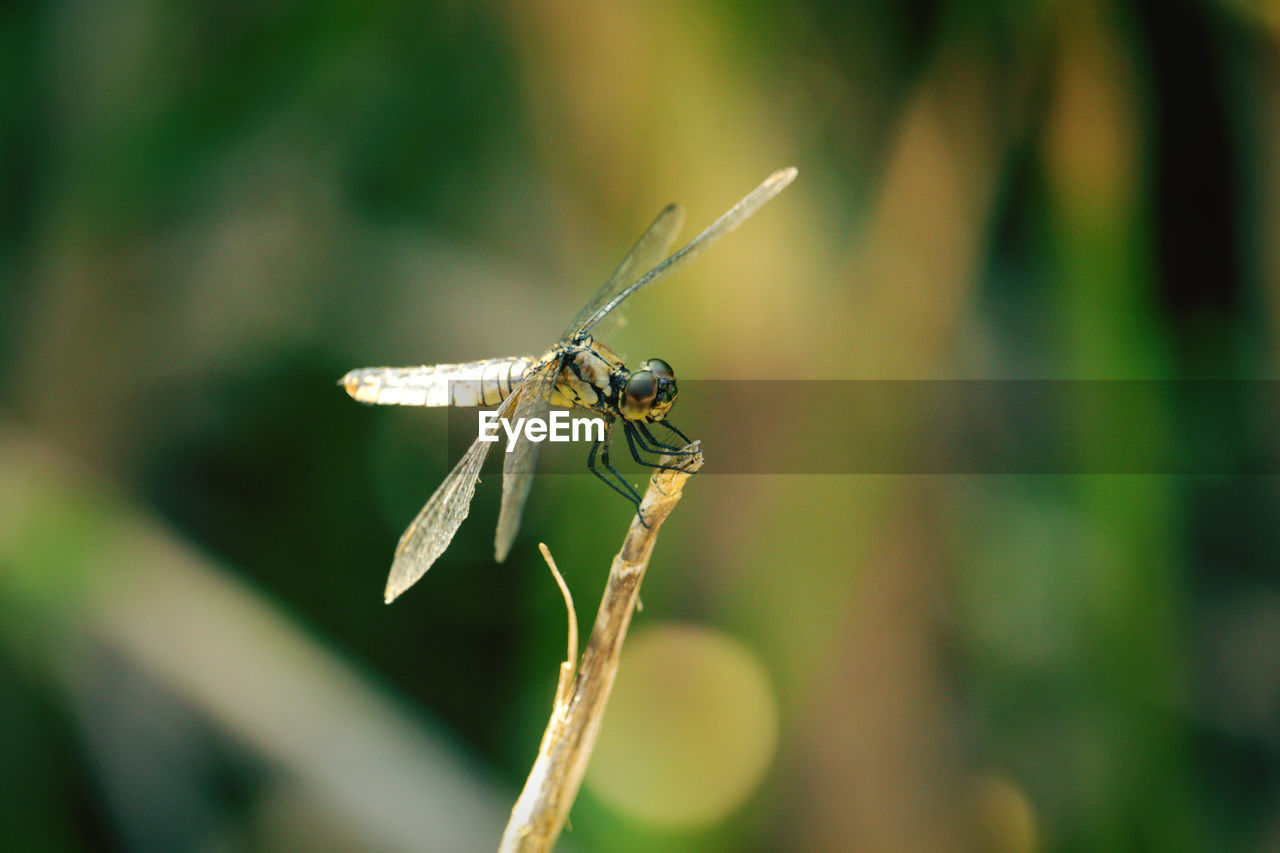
[
  {"x1": 548, "y1": 334, "x2": 679, "y2": 424},
  {"x1": 548, "y1": 336, "x2": 625, "y2": 413}
]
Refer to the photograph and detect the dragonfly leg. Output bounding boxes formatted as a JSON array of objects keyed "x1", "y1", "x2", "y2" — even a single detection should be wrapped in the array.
[
  {"x1": 601, "y1": 435, "x2": 650, "y2": 528},
  {"x1": 655, "y1": 419, "x2": 693, "y2": 446},
  {"x1": 587, "y1": 426, "x2": 649, "y2": 527},
  {"x1": 635, "y1": 420, "x2": 697, "y2": 454},
  {"x1": 623, "y1": 422, "x2": 694, "y2": 475}
]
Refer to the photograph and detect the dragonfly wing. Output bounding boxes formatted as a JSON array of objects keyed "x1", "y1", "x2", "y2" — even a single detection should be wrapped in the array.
[
  {"x1": 561, "y1": 202, "x2": 686, "y2": 340},
  {"x1": 383, "y1": 380, "x2": 528, "y2": 603},
  {"x1": 494, "y1": 358, "x2": 560, "y2": 562},
  {"x1": 576, "y1": 167, "x2": 797, "y2": 335}
]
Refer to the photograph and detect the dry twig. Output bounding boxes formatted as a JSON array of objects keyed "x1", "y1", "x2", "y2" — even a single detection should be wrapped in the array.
[{"x1": 499, "y1": 443, "x2": 704, "y2": 852}]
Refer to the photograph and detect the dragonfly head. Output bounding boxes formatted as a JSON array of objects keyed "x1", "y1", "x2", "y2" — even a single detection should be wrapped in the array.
[{"x1": 620, "y1": 358, "x2": 678, "y2": 421}]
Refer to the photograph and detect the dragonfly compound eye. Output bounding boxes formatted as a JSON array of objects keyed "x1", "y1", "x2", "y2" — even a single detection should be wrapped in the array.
[
  {"x1": 643, "y1": 358, "x2": 676, "y2": 381},
  {"x1": 622, "y1": 370, "x2": 658, "y2": 418}
]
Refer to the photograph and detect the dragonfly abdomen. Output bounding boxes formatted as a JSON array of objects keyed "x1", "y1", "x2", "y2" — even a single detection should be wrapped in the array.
[{"x1": 342, "y1": 357, "x2": 534, "y2": 407}]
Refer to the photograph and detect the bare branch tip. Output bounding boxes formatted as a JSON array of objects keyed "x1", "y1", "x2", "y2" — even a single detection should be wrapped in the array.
[{"x1": 540, "y1": 543, "x2": 578, "y2": 688}]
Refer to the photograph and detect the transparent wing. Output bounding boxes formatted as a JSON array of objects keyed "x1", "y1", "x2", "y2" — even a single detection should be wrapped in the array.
[
  {"x1": 561, "y1": 202, "x2": 686, "y2": 340},
  {"x1": 575, "y1": 167, "x2": 798, "y2": 335},
  {"x1": 494, "y1": 358, "x2": 560, "y2": 562},
  {"x1": 383, "y1": 376, "x2": 532, "y2": 603}
]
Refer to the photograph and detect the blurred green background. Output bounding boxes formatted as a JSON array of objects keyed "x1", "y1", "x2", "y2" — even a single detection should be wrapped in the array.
[{"x1": 3, "y1": 0, "x2": 1279, "y2": 850}]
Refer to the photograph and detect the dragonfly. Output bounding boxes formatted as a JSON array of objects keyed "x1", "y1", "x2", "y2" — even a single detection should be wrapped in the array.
[{"x1": 343, "y1": 167, "x2": 797, "y2": 602}]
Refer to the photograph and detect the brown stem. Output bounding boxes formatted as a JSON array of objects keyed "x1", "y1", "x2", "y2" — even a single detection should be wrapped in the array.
[{"x1": 499, "y1": 442, "x2": 704, "y2": 852}]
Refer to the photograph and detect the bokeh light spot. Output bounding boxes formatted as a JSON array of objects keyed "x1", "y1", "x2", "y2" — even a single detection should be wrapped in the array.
[
  {"x1": 585, "y1": 622, "x2": 778, "y2": 828},
  {"x1": 966, "y1": 773, "x2": 1039, "y2": 853}
]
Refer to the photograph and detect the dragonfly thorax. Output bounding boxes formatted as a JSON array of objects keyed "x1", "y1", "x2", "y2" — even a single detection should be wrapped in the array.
[{"x1": 551, "y1": 337, "x2": 678, "y2": 423}]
